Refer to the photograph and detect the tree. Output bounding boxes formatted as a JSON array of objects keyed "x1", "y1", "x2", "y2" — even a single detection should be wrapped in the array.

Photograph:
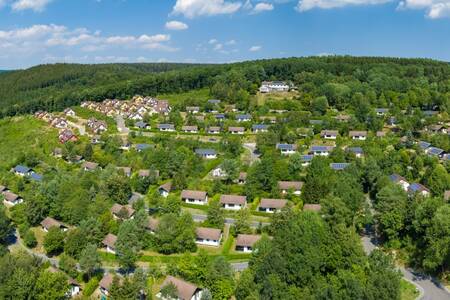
[
  {"x1": 104, "y1": 175, "x2": 132, "y2": 205},
  {"x1": 115, "y1": 220, "x2": 142, "y2": 269},
  {"x1": 311, "y1": 96, "x2": 328, "y2": 116},
  {"x1": 155, "y1": 213, "x2": 197, "y2": 254},
  {"x1": 423, "y1": 205, "x2": 450, "y2": 272},
  {"x1": 64, "y1": 228, "x2": 87, "y2": 258},
  {"x1": 302, "y1": 157, "x2": 333, "y2": 203},
  {"x1": 23, "y1": 229, "x2": 37, "y2": 248},
  {"x1": 0, "y1": 206, "x2": 12, "y2": 245},
  {"x1": 79, "y1": 244, "x2": 101, "y2": 278},
  {"x1": 425, "y1": 164, "x2": 449, "y2": 196},
  {"x1": 160, "y1": 282, "x2": 178, "y2": 299},
  {"x1": 43, "y1": 227, "x2": 65, "y2": 256},
  {"x1": 206, "y1": 200, "x2": 225, "y2": 229},
  {"x1": 234, "y1": 208, "x2": 252, "y2": 235},
  {"x1": 59, "y1": 253, "x2": 78, "y2": 278},
  {"x1": 221, "y1": 159, "x2": 239, "y2": 183},
  {"x1": 34, "y1": 270, "x2": 69, "y2": 300}
]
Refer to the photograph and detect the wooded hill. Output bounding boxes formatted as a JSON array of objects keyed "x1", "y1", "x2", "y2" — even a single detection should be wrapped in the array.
[{"x1": 0, "y1": 56, "x2": 449, "y2": 118}]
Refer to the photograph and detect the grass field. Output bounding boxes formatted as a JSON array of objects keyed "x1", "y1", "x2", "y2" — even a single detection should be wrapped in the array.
[
  {"x1": 158, "y1": 88, "x2": 210, "y2": 105},
  {"x1": 400, "y1": 279, "x2": 420, "y2": 300},
  {"x1": 72, "y1": 106, "x2": 117, "y2": 132}
]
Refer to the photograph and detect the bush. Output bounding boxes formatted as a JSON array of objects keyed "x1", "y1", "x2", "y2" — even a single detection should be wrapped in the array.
[
  {"x1": 23, "y1": 229, "x2": 37, "y2": 248},
  {"x1": 83, "y1": 277, "x2": 99, "y2": 297}
]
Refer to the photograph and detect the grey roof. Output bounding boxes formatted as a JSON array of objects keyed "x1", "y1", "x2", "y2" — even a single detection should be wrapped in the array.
[
  {"x1": 135, "y1": 143, "x2": 152, "y2": 151},
  {"x1": 236, "y1": 234, "x2": 262, "y2": 247},
  {"x1": 260, "y1": 198, "x2": 287, "y2": 209},
  {"x1": 30, "y1": 172, "x2": 43, "y2": 181},
  {"x1": 181, "y1": 190, "x2": 207, "y2": 201},
  {"x1": 330, "y1": 163, "x2": 350, "y2": 170},
  {"x1": 427, "y1": 147, "x2": 444, "y2": 156},
  {"x1": 158, "y1": 123, "x2": 175, "y2": 129},
  {"x1": 220, "y1": 195, "x2": 246, "y2": 205},
  {"x1": 301, "y1": 155, "x2": 314, "y2": 162},
  {"x1": 311, "y1": 145, "x2": 334, "y2": 152},
  {"x1": 347, "y1": 147, "x2": 364, "y2": 154},
  {"x1": 195, "y1": 148, "x2": 216, "y2": 156},
  {"x1": 276, "y1": 144, "x2": 297, "y2": 151},
  {"x1": 196, "y1": 227, "x2": 222, "y2": 240},
  {"x1": 418, "y1": 141, "x2": 431, "y2": 150},
  {"x1": 252, "y1": 124, "x2": 269, "y2": 130},
  {"x1": 14, "y1": 165, "x2": 31, "y2": 174},
  {"x1": 278, "y1": 181, "x2": 303, "y2": 190}
]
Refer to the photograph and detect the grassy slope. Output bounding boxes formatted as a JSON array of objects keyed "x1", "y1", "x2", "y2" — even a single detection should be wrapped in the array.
[
  {"x1": 400, "y1": 279, "x2": 420, "y2": 300},
  {"x1": 0, "y1": 116, "x2": 59, "y2": 170},
  {"x1": 157, "y1": 88, "x2": 210, "y2": 105}
]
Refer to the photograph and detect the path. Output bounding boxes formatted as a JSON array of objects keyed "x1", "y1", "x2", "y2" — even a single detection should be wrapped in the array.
[
  {"x1": 116, "y1": 115, "x2": 129, "y2": 134},
  {"x1": 362, "y1": 196, "x2": 450, "y2": 300},
  {"x1": 192, "y1": 214, "x2": 269, "y2": 228},
  {"x1": 243, "y1": 143, "x2": 260, "y2": 164}
]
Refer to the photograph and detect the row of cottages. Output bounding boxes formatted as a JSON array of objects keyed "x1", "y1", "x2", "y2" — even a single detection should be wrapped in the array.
[
  {"x1": 389, "y1": 174, "x2": 431, "y2": 197},
  {"x1": 259, "y1": 81, "x2": 290, "y2": 93},
  {"x1": 12, "y1": 165, "x2": 43, "y2": 182},
  {"x1": 86, "y1": 118, "x2": 107, "y2": 134},
  {"x1": 418, "y1": 140, "x2": 447, "y2": 159},
  {"x1": 155, "y1": 124, "x2": 269, "y2": 135},
  {"x1": 1, "y1": 185, "x2": 23, "y2": 206},
  {"x1": 195, "y1": 149, "x2": 217, "y2": 159},
  {"x1": 35, "y1": 111, "x2": 69, "y2": 129},
  {"x1": 41, "y1": 217, "x2": 68, "y2": 232}
]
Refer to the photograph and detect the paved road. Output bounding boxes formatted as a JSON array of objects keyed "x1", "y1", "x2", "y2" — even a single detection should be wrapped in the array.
[
  {"x1": 192, "y1": 214, "x2": 270, "y2": 228},
  {"x1": 116, "y1": 115, "x2": 129, "y2": 134},
  {"x1": 362, "y1": 196, "x2": 450, "y2": 300},
  {"x1": 243, "y1": 143, "x2": 260, "y2": 164},
  {"x1": 68, "y1": 121, "x2": 86, "y2": 136}
]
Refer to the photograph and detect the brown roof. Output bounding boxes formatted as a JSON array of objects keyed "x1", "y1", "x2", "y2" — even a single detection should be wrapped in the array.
[
  {"x1": 110, "y1": 204, "x2": 135, "y2": 218},
  {"x1": 444, "y1": 190, "x2": 450, "y2": 201},
  {"x1": 102, "y1": 233, "x2": 117, "y2": 249},
  {"x1": 196, "y1": 227, "x2": 222, "y2": 241},
  {"x1": 208, "y1": 126, "x2": 221, "y2": 132},
  {"x1": 303, "y1": 204, "x2": 322, "y2": 212},
  {"x1": 161, "y1": 276, "x2": 199, "y2": 300},
  {"x1": 349, "y1": 131, "x2": 368, "y2": 137},
  {"x1": 260, "y1": 198, "x2": 287, "y2": 209},
  {"x1": 376, "y1": 131, "x2": 387, "y2": 137},
  {"x1": 159, "y1": 182, "x2": 172, "y2": 193},
  {"x1": 82, "y1": 161, "x2": 98, "y2": 170},
  {"x1": 320, "y1": 130, "x2": 338, "y2": 136},
  {"x1": 236, "y1": 234, "x2": 262, "y2": 247},
  {"x1": 278, "y1": 181, "x2": 304, "y2": 190},
  {"x1": 146, "y1": 217, "x2": 159, "y2": 231},
  {"x1": 138, "y1": 169, "x2": 150, "y2": 177},
  {"x1": 0, "y1": 185, "x2": 6, "y2": 192},
  {"x1": 228, "y1": 127, "x2": 245, "y2": 132},
  {"x1": 99, "y1": 273, "x2": 115, "y2": 291},
  {"x1": 220, "y1": 195, "x2": 246, "y2": 205},
  {"x1": 181, "y1": 190, "x2": 207, "y2": 201},
  {"x1": 41, "y1": 217, "x2": 63, "y2": 230},
  {"x1": 182, "y1": 125, "x2": 198, "y2": 131},
  {"x1": 117, "y1": 167, "x2": 131, "y2": 176},
  {"x1": 3, "y1": 191, "x2": 19, "y2": 202}
]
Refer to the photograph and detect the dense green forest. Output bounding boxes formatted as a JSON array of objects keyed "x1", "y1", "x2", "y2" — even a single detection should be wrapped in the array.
[{"x1": 0, "y1": 56, "x2": 449, "y2": 117}]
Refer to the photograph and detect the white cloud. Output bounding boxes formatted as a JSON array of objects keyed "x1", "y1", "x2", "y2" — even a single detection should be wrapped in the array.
[
  {"x1": 249, "y1": 45, "x2": 262, "y2": 51},
  {"x1": 0, "y1": 24, "x2": 177, "y2": 56},
  {"x1": 165, "y1": 20, "x2": 189, "y2": 30},
  {"x1": 296, "y1": 0, "x2": 391, "y2": 11},
  {"x1": 253, "y1": 2, "x2": 274, "y2": 13},
  {"x1": 172, "y1": 0, "x2": 242, "y2": 18},
  {"x1": 209, "y1": 38, "x2": 218, "y2": 44},
  {"x1": 214, "y1": 43, "x2": 223, "y2": 50},
  {"x1": 11, "y1": 0, "x2": 54, "y2": 11},
  {"x1": 226, "y1": 39, "x2": 236, "y2": 45},
  {"x1": 398, "y1": 0, "x2": 450, "y2": 18}
]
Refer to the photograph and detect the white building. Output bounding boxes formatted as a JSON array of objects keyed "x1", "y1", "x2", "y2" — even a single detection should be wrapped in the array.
[{"x1": 259, "y1": 81, "x2": 290, "y2": 93}]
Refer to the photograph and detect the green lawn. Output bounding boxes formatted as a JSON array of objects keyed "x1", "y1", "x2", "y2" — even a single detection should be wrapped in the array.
[
  {"x1": 400, "y1": 279, "x2": 420, "y2": 300},
  {"x1": 158, "y1": 88, "x2": 210, "y2": 105},
  {"x1": 72, "y1": 106, "x2": 117, "y2": 132}
]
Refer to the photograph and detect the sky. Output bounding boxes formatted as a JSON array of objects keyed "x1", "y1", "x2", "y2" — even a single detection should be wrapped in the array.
[{"x1": 0, "y1": 0, "x2": 449, "y2": 69}]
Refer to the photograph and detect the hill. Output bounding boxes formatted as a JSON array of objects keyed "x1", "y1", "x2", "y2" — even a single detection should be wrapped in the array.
[{"x1": 0, "y1": 57, "x2": 449, "y2": 117}]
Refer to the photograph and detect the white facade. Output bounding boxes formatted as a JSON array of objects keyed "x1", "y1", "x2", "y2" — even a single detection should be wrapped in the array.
[
  {"x1": 323, "y1": 134, "x2": 337, "y2": 140},
  {"x1": 280, "y1": 149, "x2": 296, "y2": 155},
  {"x1": 106, "y1": 246, "x2": 116, "y2": 254},
  {"x1": 259, "y1": 81, "x2": 289, "y2": 93},
  {"x1": 236, "y1": 246, "x2": 252, "y2": 253},
  {"x1": 352, "y1": 135, "x2": 367, "y2": 141},
  {"x1": 183, "y1": 197, "x2": 208, "y2": 205},
  {"x1": 281, "y1": 189, "x2": 301, "y2": 195},
  {"x1": 196, "y1": 236, "x2": 221, "y2": 247},
  {"x1": 223, "y1": 203, "x2": 245, "y2": 210},
  {"x1": 3, "y1": 198, "x2": 23, "y2": 206}
]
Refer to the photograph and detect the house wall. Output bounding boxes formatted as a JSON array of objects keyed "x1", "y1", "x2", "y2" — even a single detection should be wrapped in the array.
[
  {"x1": 196, "y1": 238, "x2": 220, "y2": 247},
  {"x1": 183, "y1": 198, "x2": 208, "y2": 205},
  {"x1": 236, "y1": 246, "x2": 252, "y2": 253},
  {"x1": 223, "y1": 203, "x2": 243, "y2": 210},
  {"x1": 106, "y1": 246, "x2": 116, "y2": 254}
]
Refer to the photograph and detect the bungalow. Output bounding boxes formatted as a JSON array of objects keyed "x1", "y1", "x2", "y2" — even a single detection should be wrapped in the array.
[
  {"x1": 215, "y1": 114, "x2": 226, "y2": 121},
  {"x1": 63, "y1": 108, "x2": 76, "y2": 117},
  {"x1": 58, "y1": 129, "x2": 78, "y2": 144},
  {"x1": 41, "y1": 217, "x2": 67, "y2": 232},
  {"x1": 68, "y1": 278, "x2": 81, "y2": 298},
  {"x1": 158, "y1": 124, "x2": 175, "y2": 132},
  {"x1": 128, "y1": 112, "x2": 143, "y2": 121},
  {"x1": 138, "y1": 169, "x2": 159, "y2": 178},
  {"x1": 426, "y1": 147, "x2": 445, "y2": 158},
  {"x1": 195, "y1": 227, "x2": 222, "y2": 247},
  {"x1": 346, "y1": 147, "x2": 364, "y2": 158},
  {"x1": 13, "y1": 165, "x2": 32, "y2": 177},
  {"x1": 303, "y1": 204, "x2": 322, "y2": 212},
  {"x1": 375, "y1": 108, "x2": 389, "y2": 116},
  {"x1": 320, "y1": 130, "x2": 338, "y2": 140},
  {"x1": 259, "y1": 198, "x2": 287, "y2": 213},
  {"x1": 30, "y1": 172, "x2": 43, "y2": 182},
  {"x1": 236, "y1": 114, "x2": 251, "y2": 122},
  {"x1": 158, "y1": 276, "x2": 203, "y2": 300},
  {"x1": 444, "y1": 190, "x2": 450, "y2": 201},
  {"x1": 300, "y1": 155, "x2": 314, "y2": 166},
  {"x1": 135, "y1": 121, "x2": 150, "y2": 129},
  {"x1": 195, "y1": 149, "x2": 217, "y2": 159},
  {"x1": 330, "y1": 163, "x2": 351, "y2": 171},
  {"x1": 276, "y1": 143, "x2": 297, "y2": 155},
  {"x1": 128, "y1": 192, "x2": 142, "y2": 205},
  {"x1": 117, "y1": 167, "x2": 132, "y2": 177},
  {"x1": 99, "y1": 273, "x2": 115, "y2": 296},
  {"x1": 220, "y1": 195, "x2": 247, "y2": 210},
  {"x1": 260, "y1": 116, "x2": 277, "y2": 124},
  {"x1": 238, "y1": 172, "x2": 247, "y2": 184},
  {"x1": 207, "y1": 126, "x2": 221, "y2": 134},
  {"x1": 146, "y1": 217, "x2": 159, "y2": 234},
  {"x1": 135, "y1": 143, "x2": 152, "y2": 152},
  {"x1": 82, "y1": 161, "x2": 98, "y2": 171},
  {"x1": 349, "y1": 131, "x2": 368, "y2": 140},
  {"x1": 102, "y1": 234, "x2": 117, "y2": 254},
  {"x1": 186, "y1": 106, "x2": 200, "y2": 114},
  {"x1": 422, "y1": 110, "x2": 439, "y2": 117},
  {"x1": 235, "y1": 234, "x2": 262, "y2": 253},
  {"x1": 2, "y1": 192, "x2": 23, "y2": 206},
  {"x1": 182, "y1": 125, "x2": 199, "y2": 134},
  {"x1": 181, "y1": 190, "x2": 208, "y2": 205},
  {"x1": 418, "y1": 141, "x2": 431, "y2": 151},
  {"x1": 310, "y1": 145, "x2": 334, "y2": 156},
  {"x1": 408, "y1": 183, "x2": 430, "y2": 197},
  {"x1": 52, "y1": 118, "x2": 68, "y2": 129},
  {"x1": 228, "y1": 127, "x2": 245, "y2": 135},
  {"x1": 278, "y1": 181, "x2": 303, "y2": 195},
  {"x1": 389, "y1": 174, "x2": 410, "y2": 191},
  {"x1": 212, "y1": 167, "x2": 226, "y2": 178},
  {"x1": 158, "y1": 182, "x2": 172, "y2": 198},
  {"x1": 111, "y1": 203, "x2": 135, "y2": 220},
  {"x1": 252, "y1": 124, "x2": 269, "y2": 133}
]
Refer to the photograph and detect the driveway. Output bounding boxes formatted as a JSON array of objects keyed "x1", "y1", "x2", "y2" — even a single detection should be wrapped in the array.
[
  {"x1": 116, "y1": 115, "x2": 129, "y2": 134},
  {"x1": 243, "y1": 143, "x2": 260, "y2": 164}
]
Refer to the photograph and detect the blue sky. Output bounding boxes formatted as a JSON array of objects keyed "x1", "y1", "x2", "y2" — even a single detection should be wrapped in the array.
[{"x1": 0, "y1": 0, "x2": 449, "y2": 69}]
